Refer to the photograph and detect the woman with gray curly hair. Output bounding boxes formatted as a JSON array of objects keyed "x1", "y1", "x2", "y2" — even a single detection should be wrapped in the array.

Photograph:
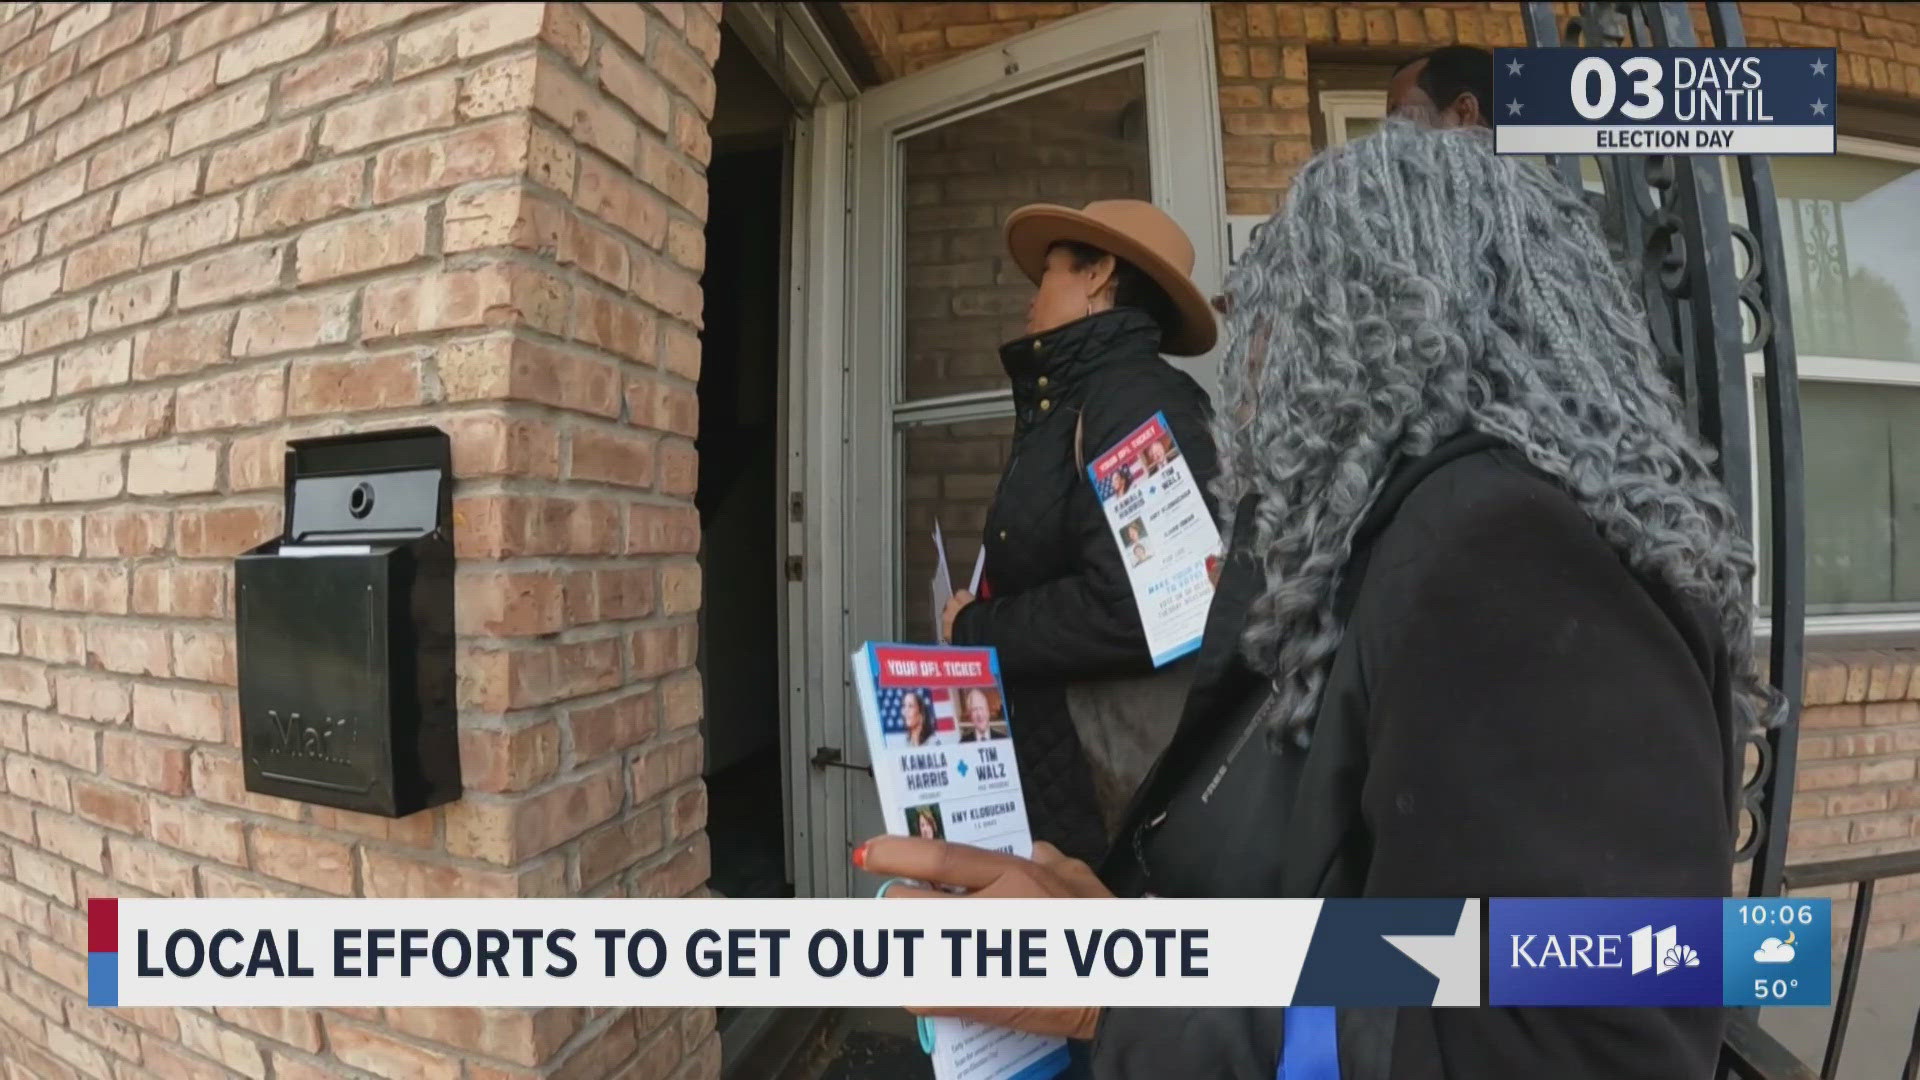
[{"x1": 859, "y1": 119, "x2": 1749, "y2": 1079}]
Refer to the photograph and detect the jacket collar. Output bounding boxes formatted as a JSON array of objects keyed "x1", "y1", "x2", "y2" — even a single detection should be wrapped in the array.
[{"x1": 998, "y1": 308, "x2": 1163, "y2": 410}]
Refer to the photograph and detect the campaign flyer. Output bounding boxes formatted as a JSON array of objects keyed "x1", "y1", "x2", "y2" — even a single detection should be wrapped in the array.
[
  {"x1": 1087, "y1": 412, "x2": 1222, "y2": 666},
  {"x1": 850, "y1": 643, "x2": 1070, "y2": 1080}
]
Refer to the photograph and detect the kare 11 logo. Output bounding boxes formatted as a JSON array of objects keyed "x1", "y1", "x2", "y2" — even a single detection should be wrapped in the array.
[
  {"x1": 1490, "y1": 899, "x2": 1724, "y2": 1006},
  {"x1": 1493, "y1": 47, "x2": 1837, "y2": 156}
]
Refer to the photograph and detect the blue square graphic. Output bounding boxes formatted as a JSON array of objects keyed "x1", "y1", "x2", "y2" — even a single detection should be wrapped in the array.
[
  {"x1": 1490, "y1": 899, "x2": 1724, "y2": 1006},
  {"x1": 1722, "y1": 899, "x2": 1831, "y2": 1007}
]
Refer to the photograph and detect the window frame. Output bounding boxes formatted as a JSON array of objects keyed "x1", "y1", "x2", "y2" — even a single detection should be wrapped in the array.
[{"x1": 1313, "y1": 91, "x2": 1920, "y2": 638}]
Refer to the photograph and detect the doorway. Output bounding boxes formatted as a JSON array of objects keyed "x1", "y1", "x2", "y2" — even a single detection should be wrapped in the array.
[{"x1": 698, "y1": 25, "x2": 792, "y2": 902}]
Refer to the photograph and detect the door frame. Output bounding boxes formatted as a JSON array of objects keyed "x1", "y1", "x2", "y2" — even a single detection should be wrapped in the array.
[
  {"x1": 719, "y1": 2, "x2": 858, "y2": 903},
  {"x1": 833, "y1": 3, "x2": 1227, "y2": 898}
]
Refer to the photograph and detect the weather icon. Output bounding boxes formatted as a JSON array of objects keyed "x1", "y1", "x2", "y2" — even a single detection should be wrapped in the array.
[{"x1": 1754, "y1": 932, "x2": 1797, "y2": 964}]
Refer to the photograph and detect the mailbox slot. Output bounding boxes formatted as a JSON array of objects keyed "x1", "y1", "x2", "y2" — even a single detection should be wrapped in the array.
[{"x1": 235, "y1": 427, "x2": 459, "y2": 817}]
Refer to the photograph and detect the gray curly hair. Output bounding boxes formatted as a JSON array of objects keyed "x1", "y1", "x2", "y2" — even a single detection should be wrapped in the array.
[{"x1": 1214, "y1": 119, "x2": 1757, "y2": 739}]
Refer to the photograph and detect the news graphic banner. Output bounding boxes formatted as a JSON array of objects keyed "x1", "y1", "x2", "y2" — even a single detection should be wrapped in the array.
[
  {"x1": 1492, "y1": 47, "x2": 1837, "y2": 155},
  {"x1": 87, "y1": 897, "x2": 1481, "y2": 1008},
  {"x1": 1490, "y1": 898, "x2": 1833, "y2": 1006}
]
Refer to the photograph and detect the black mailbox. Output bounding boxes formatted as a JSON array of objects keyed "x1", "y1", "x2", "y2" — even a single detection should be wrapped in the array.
[{"x1": 236, "y1": 427, "x2": 460, "y2": 817}]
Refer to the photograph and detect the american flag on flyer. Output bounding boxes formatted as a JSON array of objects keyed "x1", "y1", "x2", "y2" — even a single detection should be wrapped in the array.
[{"x1": 874, "y1": 686, "x2": 954, "y2": 740}]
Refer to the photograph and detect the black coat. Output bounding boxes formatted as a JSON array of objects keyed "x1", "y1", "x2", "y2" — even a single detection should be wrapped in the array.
[
  {"x1": 1092, "y1": 434, "x2": 1739, "y2": 1079},
  {"x1": 952, "y1": 308, "x2": 1218, "y2": 864}
]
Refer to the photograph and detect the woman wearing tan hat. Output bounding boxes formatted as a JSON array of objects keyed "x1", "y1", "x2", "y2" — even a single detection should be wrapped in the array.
[{"x1": 937, "y1": 198, "x2": 1219, "y2": 864}]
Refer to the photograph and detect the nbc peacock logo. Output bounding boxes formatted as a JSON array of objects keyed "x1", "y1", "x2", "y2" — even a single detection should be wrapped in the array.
[{"x1": 1628, "y1": 924, "x2": 1701, "y2": 976}]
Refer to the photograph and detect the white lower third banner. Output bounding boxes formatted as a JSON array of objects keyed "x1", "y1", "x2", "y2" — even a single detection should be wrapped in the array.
[{"x1": 88, "y1": 897, "x2": 1482, "y2": 1008}]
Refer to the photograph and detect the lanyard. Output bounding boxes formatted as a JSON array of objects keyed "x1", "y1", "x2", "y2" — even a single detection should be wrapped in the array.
[{"x1": 1279, "y1": 1006, "x2": 1341, "y2": 1080}]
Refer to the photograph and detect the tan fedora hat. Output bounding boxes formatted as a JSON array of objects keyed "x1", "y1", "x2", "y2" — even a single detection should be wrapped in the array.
[{"x1": 1004, "y1": 199, "x2": 1217, "y2": 356}]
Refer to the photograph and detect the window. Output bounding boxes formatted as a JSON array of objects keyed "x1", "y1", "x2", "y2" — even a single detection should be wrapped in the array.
[
  {"x1": 1751, "y1": 140, "x2": 1920, "y2": 628},
  {"x1": 1314, "y1": 90, "x2": 1920, "y2": 632}
]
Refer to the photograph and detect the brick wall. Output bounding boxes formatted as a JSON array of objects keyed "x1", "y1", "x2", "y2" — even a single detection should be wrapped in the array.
[
  {"x1": 840, "y1": 0, "x2": 1920, "y2": 948},
  {"x1": 0, "y1": 3, "x2": 719, "y2": 1078}
]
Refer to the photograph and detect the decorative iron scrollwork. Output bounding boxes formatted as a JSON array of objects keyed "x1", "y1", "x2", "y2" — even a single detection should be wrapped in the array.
[{"x1": 1521, "y1": 2, "x2": 1806, "y2": 898}]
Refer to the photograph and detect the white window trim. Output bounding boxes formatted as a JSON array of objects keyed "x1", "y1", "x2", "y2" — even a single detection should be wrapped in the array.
[
  {"x1": 1317, "y1": 90, "x2": 1920, "y2": 637},
  {"x1": 1319, "y1": 90, "x2": 1386, "y2": 146}
]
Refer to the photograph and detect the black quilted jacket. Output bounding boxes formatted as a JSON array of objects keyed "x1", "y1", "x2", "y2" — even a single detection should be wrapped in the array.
[{"x1": 950, "y1": 308, "x2": 1218, "y2": 864}]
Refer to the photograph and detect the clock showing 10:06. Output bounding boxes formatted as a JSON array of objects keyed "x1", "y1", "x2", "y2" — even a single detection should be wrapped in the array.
[{"x1": 1721, "y1": 899, "x2": 1831, "y2": 1007}]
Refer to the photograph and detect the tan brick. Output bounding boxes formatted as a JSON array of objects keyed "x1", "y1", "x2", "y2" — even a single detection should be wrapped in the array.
[
  {"x1": 295, "y1": 204, "x2": 429, "y2": 283},
  {"x1": 134, "y1": 310, "x2": 236, "y2": 381},
  {"x1": 443, "y1": 185, "x2": 557, "y2": 254},
  {"x1": 97, "y1": 35, "x2": 172, "y2": 97},
  {"x1": 132, "y1": 564, "x2": 232, "y2": 621},
  {"x1": 45, "y1": 191, "x2": 115, "y2": 254},
  {"x1": 231, "y1": 292, "x2": 353, "y2": 357},
  {"x1": 332, "y1": 2, "x2": 456, "y2": 40},
  {"x1": 62, "y1": 229, "x2": 141, "y2": 290},
  {"x1": 372, "y1": 114, "x2": 529, "y2": 202},
  {"x1": 47, "y1": 448, "x2": 123, "y2": 502},
  {"x1": 586, "y1": 3, "x2": 648, "y2": 56},
  {"x1": 127, "y1": 441, "x2": 220, "y2": 496},
  {"x1": 26, "y1": 712, "x2": 97, "y2": 770},
  {"x1": 179, "y1": 241, "x2": 285, "y2": 308},
  {"x1": 215, "y1": 7, "x2": 327, "y2": 84},
  {"x1": 359, "y1": 847, "x2": 562, "y2": 898},
  {"x1": 55, "y1": 564, "x2": 132, "y2": 615},
  {"x1": 90, "y1": 269, "x2": 173, "y2": 332},
  {"x1": 6, "y1": 753, "x2": 70, "y2": 805},
  {"x1": 598, "y1": 44, "x2": 670, "y2": 134},
  {"x1": 0, "y1": 223, "x2": 41, "y2": 276},
  {"x1": 459, "y1": 720, "x2": 560, "y2": 793},
  {"x1": 191, "y1": 749, "x2": 303, "y2": 820},
  {"x1": 652, "y1": 30, "x2": 715, "y2": 118},
  {"x1": 579, "y1": 809, "x2": 665, "y2": 888},
  {"x1": 19, "y1": 401, "x2": 87, "y2": 454},
  {"x1": 171, "y1": 81, "x2": 271, "y2": 155},
  {"x1": 322, "y1": 1019, "x2": 460, "y2": 1080},
  {"x1": 573, "y1": 287, "x2": 655, "y2": 365},
  {"x1": 15, "y1": 511, "x2": 83, "y2": 556},
  {"x1": 176, "y1": 505, "x2": 278, "y2": 559},
  {"x1": 54, "y1": 99, "x2": 127, "y2": 163},
  {"x1": 84, "y1": 508, "x2": 170, "y2": 558},
  {"x1": 319, "y1": 78, "x2": 456, "y2": 152},
  {"x1": 0, "y1": 355, "x2": 56, "y2": 407},
  {"x1": 249, "y1": 824, "x2": 354, "y2": 894},
  {"x1": 0, "y1": 461, "x2": 46, "y2": 506},
  {"x1": 540, "y1": 2, "x2": 591, "y2": 66},
  {"x1": 179, "y1": 2, "x2": 275, "y2": 60},
  {"x1": 126, "y1": 52, "x2": 219, "y2": 128},
  {"x1": 240, "y1": 158, "x2": 363, "y2": 237},
  {"x1": 628, "y1": 504, "x2": 698, "y2": 555},
  {"x1": 629, "y1": 622, "x2": 695, "y2": 679},
  {"x1": 206, "y1": 120, "x2": 311, "y2": 193},
  {"x1": 55, "y1": 668, "x2": 132, "y2": 722},
  {"x1": 460, "y1": 50, "x2": 537, "y2": 120},
  {"x1": 216, "y1": 1007, "x2": 324, "y2": 1054},
  {"x1": 287, "y1": 351, "x2": 426, "y2": 414},
  {"x1": 444, "y1": 761, "x2": 623, "y2": 864},
  {"x1": 176, "y1": 366, "x2": 284, "y2": 432},
  {"x1": 534, "y1": 61, "x2": 638, "y2": 165},
  {"x1": 657, "y1": 437, "x2": 696, "y2": 497},
  {"x1": 71, "y1": 777, "x2": 144, "y2": 832},
  {"x1": 571, "y1": 691, "x2": 656, "y2": 762},
  {"x1": 144, "y1": 196, "x2": 241, "y2": 265},
  {"x1": 279, "y1": 38, "x2": 388, "y2": 112},
  {"x1": 24, "y1": 297, "x2": 90, "y2": 355},
  {"x1": 35, "y1": 812, "x2": 105, "y2": 872},
  {"x1": 528, "y1": 122, "x2": 575, "y2": 192},
  {"x1": 111, "y1": 158, "x2": 199, "y2": 229},
  {"x1": 101, "y1": 730, "x2": 191, "y2": 795},
  {"x1": 440, "y1": 334, "x2": 620, "y2": 414},
  {"x1": 133, "y1": 684, "x2": 228, "y2": 745},
  {"x1": 20, "y1": 157, "x2": 87, "y2": 224},
  {"x1": 396, "y1": 3, "x2": 543, "y2": 78},
  {"x1": 361, "y1": 266, "x2": 512, "y2": 339},
  {"x1": 3, "y1": 259, "x2": 62, "y2": 313},
  {"x1": 575, "y1": 153, "x2": 666, "y2": 244}
]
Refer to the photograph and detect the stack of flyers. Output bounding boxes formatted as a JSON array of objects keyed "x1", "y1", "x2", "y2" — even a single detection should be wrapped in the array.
[{"x1": 850, "y1": 643, "x2": 1071, "y2": 1080}]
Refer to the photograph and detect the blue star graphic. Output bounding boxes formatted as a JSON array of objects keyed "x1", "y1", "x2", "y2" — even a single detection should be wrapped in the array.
[
  {"x1": 1810, "y1": 58, "x2": 1828, "y2": 76},
  {"x1": 1811, "y1": 100, "x2": 1828, "y2": 116},
  {"x1": 1505, "y1": 58, "x2": 1524, "y2": 76},
  {"x1": 1506, "y1": 100, "x2": 1524, "y2": 116}
]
